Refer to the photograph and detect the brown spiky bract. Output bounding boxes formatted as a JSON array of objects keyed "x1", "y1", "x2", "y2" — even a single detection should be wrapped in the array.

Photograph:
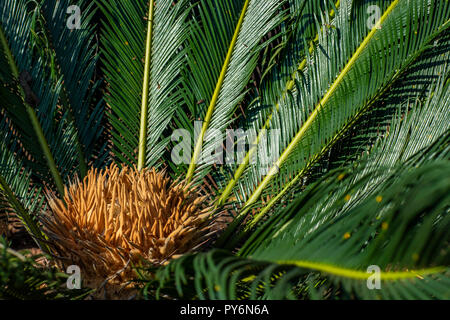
[{"x1": 42, "y1": 164, "x2": 213, "y2": 282}]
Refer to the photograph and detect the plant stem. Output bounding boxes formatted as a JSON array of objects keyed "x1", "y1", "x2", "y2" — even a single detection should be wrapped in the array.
[
  {"x1": 0, "y1": 25, "x2": 65, "y2": 197},
  {"x1": 215, "y1": 0, "x2": 341, "y2": 207},
  {"x1": 186, "y1": 0, "x2": 251, "y2": 183},
  {"x1": 0, "y1": 174, "x2": 51, "y2": 253},
  {"x1": 26, "y1": 107, "x2": 65, "y2": 196},
  {"x1": 138, "y1": 0, "x2": 155, "y2": 171}
]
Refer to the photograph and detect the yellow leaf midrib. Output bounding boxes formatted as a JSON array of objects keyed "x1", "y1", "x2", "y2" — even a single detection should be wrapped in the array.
[
  {"x1": 241, "y1": 259, "x2": 446, "y2": 281},
  {"x1": 216, "y1": 0, "x2": 341, "y2": 206},
  {"x1": 236, "y1": 0, "x2": 401, "y2": 222},
  {"x1": 186, "y1": 0, "x2": 251, "y2": 182},
  {"x1": 278, "y1": 260, "x2": 446, "y2": 280},
  {"x1": 138, "y1": 0, "x2": 155, "y2": 170}
]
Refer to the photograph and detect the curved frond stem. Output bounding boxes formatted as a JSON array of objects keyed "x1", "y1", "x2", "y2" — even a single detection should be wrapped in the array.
[
  {"x1": 138, "y1": 0, "x2": 155, "y2": 171},
  {"x1": 260, "y1": 260, "x2": 445, "y2": 281},
  {"x1": 238, "y1": 0, "x2": 400, "y2": 216},
  {"x1": 25, "y1": 107, "x2": 65, "y2": 197},
  {"x1": 0, "y1": 25, "x2": 65, "y2": 197},
  {"x1": 0, "y1": 174, "x2": 50, "y2": 253},
  {"x1": 216, "y1": 0, "x2": 341, "y2": 207},
  {"x1": 0, "y1": 24, "x2": 18, "y2": 75},
  {"x1": 242, "y1": 19, "x2": 450, "y2": 232},
  {"x1": 186, "y1": 0, "x2": 251, "y2": 183}
]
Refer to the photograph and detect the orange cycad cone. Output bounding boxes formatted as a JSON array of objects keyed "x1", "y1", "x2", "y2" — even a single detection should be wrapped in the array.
[{"x1": 42, "y1": 164, "x2": 213, "y2": 281}]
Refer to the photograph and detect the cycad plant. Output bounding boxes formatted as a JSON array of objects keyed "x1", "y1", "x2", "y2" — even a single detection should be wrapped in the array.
[{"x1": 0, "y1": 0, "x2": 449, "y2": 300}]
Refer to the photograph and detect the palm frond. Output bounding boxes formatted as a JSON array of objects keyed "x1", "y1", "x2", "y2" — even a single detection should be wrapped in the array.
[
  {"x1": 184, "y1": 0, "x2": 286, "y2": 183},
  {"x1": 98, "y1": 0, "x2": 191, "y2": 169},
  {"x1": 0, "y1": 238, "x2": 91, "y2": 299},
  {"x1": 215, "y1": 0, "x2": 340, "y2": 205},
  {"x1": 40, "y1": 0, "x2": 108, "y2": 174},
  {"x1": 142, "y1": 61, "x2": 450, "y2": 299},
  {"x1": 0, "y1": 0, "x2": 83, "y2": 195},
  {"x1": 216, "y1": 0, "x2": 450, "y2": 243},
  {"x1": 227, "y1": 61, "x2": 449, "y2": 250},
  {"x1": 0, "y1": 119, "x2": 48, "y2": 251},
  {"x1": 142, "y1": 133, "x2": 450, "y2": 299}
]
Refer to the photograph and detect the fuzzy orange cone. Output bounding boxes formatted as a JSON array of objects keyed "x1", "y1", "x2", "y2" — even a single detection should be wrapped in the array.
[{"x1": 42, "y1": 164, "x2": 214, "y2": 284}]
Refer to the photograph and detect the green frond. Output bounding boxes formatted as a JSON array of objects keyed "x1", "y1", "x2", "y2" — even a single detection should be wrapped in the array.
[
  {"x1": 216, "y1": 0, "x2": 450, "y2": 243},
  {"x1": 216, "y1": 0, "x2": 341, "y2": 206},
  {"x1": 184, "y1": 0, "x2": 286, "y2": 183},
  {"x1": 143, "y1": 136, "x2": 450, "y2": 299},
  {"x1": 0, "y1": 119, "x2": 49, "y2": 251},
  {"x1": 0, "y1": 0, "x2": 448, "y2": 301},
  {"x1": 0, "y1": 238, "x2": 91, "y2": 300},
  {"x1": 98, "y1": 0, "x2": 191, "y2": 169},
  {"x1": 142, "y1": 249, "x2": 449, "y2": 300},
  {"x1": 0, "y1": 0, "x2": 85, "y2": 195},
  {"x1": 40, "y1": 0, "x2": 108, "y2": 173}
]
